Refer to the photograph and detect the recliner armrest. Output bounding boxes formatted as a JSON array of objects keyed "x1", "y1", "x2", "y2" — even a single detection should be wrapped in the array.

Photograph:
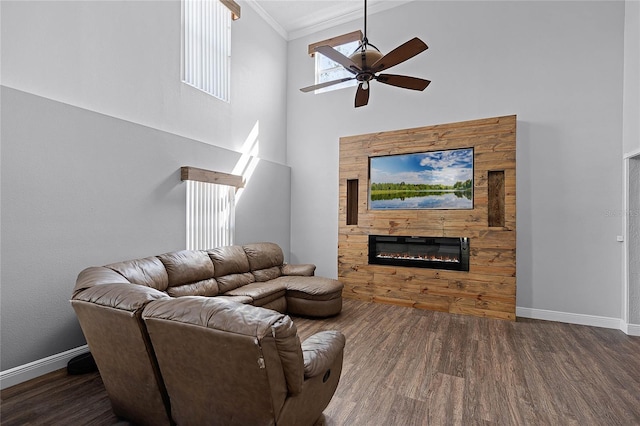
[
  {"x1": 73, "y1": 266, "x2": 131, "y2": 298},
  {"x1": 301, "y1": 330, "x2": 346, "y2": 378},
  {"x1": 282, "y1": 263, "x2": 316, "y2": 277},
  {"x1": 72, "y1": 282, "x2": 169, "y2": 312}
]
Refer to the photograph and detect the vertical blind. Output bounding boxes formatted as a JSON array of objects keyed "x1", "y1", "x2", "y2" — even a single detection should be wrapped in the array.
[
  {"x1": 186, "y1": 180, "x2": 235, "y2": 250},
  {"x1": 183, "y1": 0, "x2": 231, "y2": 102}
]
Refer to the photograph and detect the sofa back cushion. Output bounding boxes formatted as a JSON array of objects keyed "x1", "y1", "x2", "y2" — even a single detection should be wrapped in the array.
[
  {"x1": 208, "y1": 246, "x2": 255, "y2": 293},
  {"x1": 158, "y1": 250, "x2": 218, "y2": 297},
  {"x1": 215, "y1": 273, "x2": 255, "y2": 293},
  {"x1": 106, "y1": 256, "x2": 169, "y2": 292},
  {"x1": 252, "y1": 266, "x2": 282, "y2": 282},
  {"x1": 243, "y1": 243, "x2": 284, "y2": 282}
]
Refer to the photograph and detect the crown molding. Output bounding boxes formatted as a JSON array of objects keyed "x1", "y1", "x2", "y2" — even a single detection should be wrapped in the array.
[
  {"x1": 243, "y1": 0, "x2": 288, "y2": 40},
  {"x1": 244, "y1": 0, "x2": 414, "y2": 41},
  {"x1": 289, "y1": 0, "x2": 414, "y2": 41}
]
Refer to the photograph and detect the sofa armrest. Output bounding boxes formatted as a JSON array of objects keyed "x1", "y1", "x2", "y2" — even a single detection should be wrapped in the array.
[
  {"x1": 72, "y1": 282, "x2": 169, "y2": 312},
  {"x1": 73, "y1": 266, "x2": 131, "y2": 298},
  {"x1": 282, "y1": 263, "x2": 316, "y2": 277},
  {"x1": 301, "y1": 330, "x2": 346, "y2": 378}
]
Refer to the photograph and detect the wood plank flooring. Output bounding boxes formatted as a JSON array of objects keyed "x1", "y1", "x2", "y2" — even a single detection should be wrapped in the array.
[{"x1": 2, "y1": 298, "x2": 639, "y2": 425}]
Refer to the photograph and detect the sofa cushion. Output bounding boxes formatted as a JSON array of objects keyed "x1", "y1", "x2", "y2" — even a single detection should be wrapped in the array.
[
  {"x1": 164, "y1": 279, "x2": 218, "y2": 298},
  {"x1": 208, "y1": 246, "x2": 250, "y2": 277},
  {"x1": 224, "y1": 281, "x2": 287, "y2": 307},
  {"x1": 215, "y1": 295, "x2": 253, "y2": 304},
  {"x1": 253, "y1": 266, "x2": 282, "y2": 283},
  {"x1": 158, "y1": 250, "x2": 218, "y2": 297},
  {"x1": 243, "y1": 243, "x2": 284, "y2": 271},
  {"x1": 208, "y1": 246, "x2": 254, "y2": 293},
  {"x1": 106, "y1": 257, "x2": 169, "y2": 292},
  {"x1": 275, "y1": 276, "x2": 344, "y2": 301},
  {"x1": 216, "y1": 272, "x2": 255, "y2": 293}
]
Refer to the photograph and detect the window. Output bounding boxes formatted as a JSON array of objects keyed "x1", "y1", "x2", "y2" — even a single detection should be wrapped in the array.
[
  {"x1": 315, "y1": 40, "x2": 361, "y2": 93},
  {"x1": 182, "y1": 0, "x2": 241, "y2": 102},
  {"x1": 185, "y1": 180, "x2": 235, "y2": 249},
  {"x1": 181, "y1": 167, "x2": 244, "y2": 250},
  {"x1": 309, "y1": 30, "x2": 362, "y2": 94}
]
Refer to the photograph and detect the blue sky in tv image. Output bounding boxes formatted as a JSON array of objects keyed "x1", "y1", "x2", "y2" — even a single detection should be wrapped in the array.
[{"x1": 369, "y1": 148, "x2": 474, "y2": 210}]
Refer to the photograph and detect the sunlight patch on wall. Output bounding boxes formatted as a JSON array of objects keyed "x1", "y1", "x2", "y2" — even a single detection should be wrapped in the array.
[{"x1": 233, "y1": 120, "x2": 260, "y2": 203}]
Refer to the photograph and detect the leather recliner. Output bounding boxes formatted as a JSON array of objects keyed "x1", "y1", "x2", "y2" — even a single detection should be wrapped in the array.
[
  {"x1": 71, "y1": 281, "x2": 173, "y2": 425},
  {"x1": 72, "y1": 242, "x2": 344, "y2": 424},
  {"x1": 142, "y1": 296, "x2": 346, "y2": 426}
]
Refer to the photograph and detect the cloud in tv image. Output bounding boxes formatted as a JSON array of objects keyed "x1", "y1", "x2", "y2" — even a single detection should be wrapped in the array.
[{"x1": 369, "y1": 148, "x2": 474, "y2": 210}]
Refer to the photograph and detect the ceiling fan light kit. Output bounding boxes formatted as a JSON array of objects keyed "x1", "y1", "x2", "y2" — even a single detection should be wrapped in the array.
[{"x1": 300, "y1": 0, "x2": 431, "y2": 108}]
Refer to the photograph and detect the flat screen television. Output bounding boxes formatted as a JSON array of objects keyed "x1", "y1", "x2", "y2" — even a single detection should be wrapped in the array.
[{"x1": 369, "y1": 147, "x2": 474, "y2": 210}]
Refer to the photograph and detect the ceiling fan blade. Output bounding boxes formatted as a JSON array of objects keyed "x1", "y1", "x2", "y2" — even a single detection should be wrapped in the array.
[
  {"x1": 370, "y1": 37, "x2": 428, "y2": 73},
  {"x1": 376, "y1": 74, "x2": 431, "y2": 91},
  {"x1": 315, "y1": 45, "x2": 362, "y2": 74},
  {"x1": 355, "y1": 83, "x2": 370, "y2": 108},
  {"x1": 300, "y1": 77, "x2": 355, "y2": 93}
]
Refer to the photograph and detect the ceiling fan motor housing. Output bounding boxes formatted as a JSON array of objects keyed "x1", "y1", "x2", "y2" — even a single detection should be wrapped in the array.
[{"x1": 350, "y1": 49, "x2": 384, "y2": 81}]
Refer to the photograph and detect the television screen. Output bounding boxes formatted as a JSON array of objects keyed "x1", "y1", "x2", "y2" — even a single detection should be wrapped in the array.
[{"x1": 369, "y1": 148, "x2": 474, "y2": 210}]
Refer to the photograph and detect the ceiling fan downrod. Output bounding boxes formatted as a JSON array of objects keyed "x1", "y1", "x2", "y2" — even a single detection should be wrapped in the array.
[
  {"x1": 359, "y1": 0, "x2": 379, "y2": 54},
  {"x1": 363, "y1": 0, "x2": 368, "y2": 49}
]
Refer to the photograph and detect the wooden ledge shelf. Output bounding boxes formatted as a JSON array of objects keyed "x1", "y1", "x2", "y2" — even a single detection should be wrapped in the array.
[
  {"x1": 181, "y1": 166, "x2": 244, "y2": 188},
  {"x1": 308, "y1": 30, "x2": 363, "y2": 57}
]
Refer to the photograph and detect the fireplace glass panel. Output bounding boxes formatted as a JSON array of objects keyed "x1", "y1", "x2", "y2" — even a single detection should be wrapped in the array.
[{"x1": 368, "y1": 235, "x2": 469, "y2": 271}]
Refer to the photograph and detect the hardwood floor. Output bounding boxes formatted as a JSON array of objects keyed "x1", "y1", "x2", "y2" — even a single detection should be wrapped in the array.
[{"x1": 2, "y1": 298, "x2": 639, "y2": 425}]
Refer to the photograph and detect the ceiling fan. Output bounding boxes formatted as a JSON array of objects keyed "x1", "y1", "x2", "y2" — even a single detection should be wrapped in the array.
[{"x1": 300, "y1": 0, "x2": 431, "y2": 108}]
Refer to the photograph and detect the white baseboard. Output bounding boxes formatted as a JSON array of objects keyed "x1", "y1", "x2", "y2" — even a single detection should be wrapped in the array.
[
  {"x1": 516, "y1": 306, "x2": 639, "y2": 334},
  {"x1": 0, "y1": 345, "x2": 88, "y2": 390},
  {"x1": 620, "y1": 321, "x2": 640, "y2": 336},
  {"x1": 624, "y1": 148, "x2": 640, "y2": 159}
]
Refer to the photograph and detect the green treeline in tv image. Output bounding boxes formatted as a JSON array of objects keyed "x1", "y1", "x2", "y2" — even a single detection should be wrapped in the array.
[{"x1": 369, "y1": 148, "x2": 474, "y2": 210}]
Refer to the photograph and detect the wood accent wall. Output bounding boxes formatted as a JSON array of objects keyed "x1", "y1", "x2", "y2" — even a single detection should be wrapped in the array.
[{"x1": 338, "y1": 115, "x2": 517, "y2": 320}]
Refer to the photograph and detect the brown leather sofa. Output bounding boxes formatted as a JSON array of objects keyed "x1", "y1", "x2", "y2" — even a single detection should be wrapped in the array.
[{"x1": 71, "y1": 242, "x2": 345, "y2": 425}]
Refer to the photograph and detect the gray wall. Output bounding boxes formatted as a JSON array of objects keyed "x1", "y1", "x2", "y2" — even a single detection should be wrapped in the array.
[
  {"x1": 0, "y1": 87, "x2": 291, "y2": 370},
  {"x1": 0, "y1": 0, "x2": 288, "y2": 164},
  {"x1": 0, "y1": 0, "x2": 290, "y2": 371},
  {"x1": 287, "y1": 1, "x2": 625, "y2": 319}
]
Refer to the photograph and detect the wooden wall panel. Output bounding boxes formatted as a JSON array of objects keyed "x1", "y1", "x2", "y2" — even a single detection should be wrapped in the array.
[{"x1": 338, "y1": 115, "x2": 517, "y2": 321}]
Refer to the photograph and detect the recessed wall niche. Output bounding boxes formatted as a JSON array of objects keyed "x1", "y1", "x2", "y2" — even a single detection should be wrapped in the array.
[
  {"x1": 346, "y1": 179, "x2": 359, "y2": 225},
  {"x1": 338, "y1": 115, "x2": 517, "y2": 321}
]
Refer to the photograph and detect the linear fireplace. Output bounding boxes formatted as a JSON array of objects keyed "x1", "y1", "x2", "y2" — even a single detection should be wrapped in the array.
[{"x1": 368, "y1": 235, "x2": 470, "y2": 271}]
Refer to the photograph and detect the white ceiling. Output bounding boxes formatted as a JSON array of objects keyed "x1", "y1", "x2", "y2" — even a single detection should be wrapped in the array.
[{"x1": 247, "y1": 0, "x2": 415, "y2": 40}]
